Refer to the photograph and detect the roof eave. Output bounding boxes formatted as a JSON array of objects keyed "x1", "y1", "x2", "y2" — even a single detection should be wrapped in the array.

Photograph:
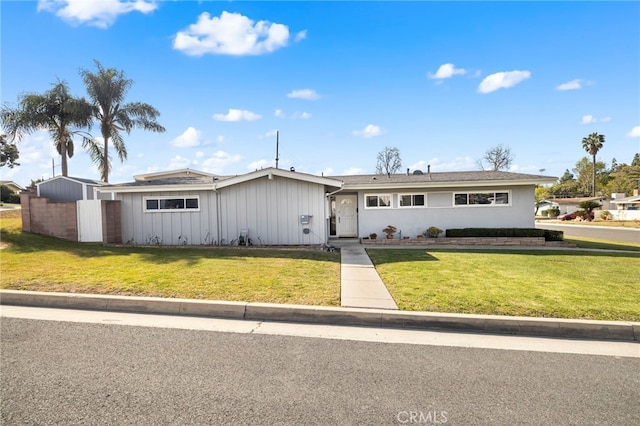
[
  {"x1": 98, "y1": 184, "x2": 215, "y2": 193},
  {"x1": 342, "y1": 178, "x2": 555, "y2": 191}
]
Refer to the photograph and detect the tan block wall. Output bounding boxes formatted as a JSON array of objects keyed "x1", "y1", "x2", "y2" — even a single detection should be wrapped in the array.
[{"x1": 21, "y1": 192, "x2": 78, "y2": 241}]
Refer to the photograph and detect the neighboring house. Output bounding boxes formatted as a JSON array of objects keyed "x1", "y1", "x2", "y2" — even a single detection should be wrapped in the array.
[
  {"x1": 0, "y1": 180, "x2": 24, "y2": 194},
  {"x1": 539, "y1": 197, "x2": 608, "y2": 215},
  {"x1": 97, "y1": 168, "x2": 555, "y2": 246},
  {"x1": 610, "y1": 190, "x2": 640, "y2": 210},
  {"x1": 37, "y1": 176, "x2": 107, "y2": 202}
]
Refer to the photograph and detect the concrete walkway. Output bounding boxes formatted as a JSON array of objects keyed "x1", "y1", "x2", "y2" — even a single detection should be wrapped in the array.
[{"x1": 334, "y1": 240, "x2": 398, "y2": 310}]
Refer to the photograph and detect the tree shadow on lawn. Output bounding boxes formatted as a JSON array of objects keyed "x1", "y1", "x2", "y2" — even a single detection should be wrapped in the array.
[
  {"x1": 2, "y1": 230, "x2": 341, "y2": 266},
  {"x1": 365, "y1": 248, "x2": 640, "y2": 265}
]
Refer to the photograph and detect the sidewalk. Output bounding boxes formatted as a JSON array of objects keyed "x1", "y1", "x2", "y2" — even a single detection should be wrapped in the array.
[{"x1": 336, "y1": 241, "x2": 398, "y2": 310}]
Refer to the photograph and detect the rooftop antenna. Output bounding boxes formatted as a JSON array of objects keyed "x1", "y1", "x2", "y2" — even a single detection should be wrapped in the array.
[{"x1": 275, "y1": 130, "x2": 279, "y2": 169}]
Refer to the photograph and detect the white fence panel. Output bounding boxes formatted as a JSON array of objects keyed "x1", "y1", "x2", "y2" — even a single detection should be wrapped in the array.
[
  {"x1": 610, "y1": 210, "x2": 640, "y2": 221},
  {"x1": 77, "y1": 200, "x2": 103, "y2": 242}
]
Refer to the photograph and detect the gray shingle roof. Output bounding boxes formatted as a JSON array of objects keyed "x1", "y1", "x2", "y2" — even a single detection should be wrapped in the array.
[{"x1": 329, "y1": 171, "x2": 555, "y2": 185}]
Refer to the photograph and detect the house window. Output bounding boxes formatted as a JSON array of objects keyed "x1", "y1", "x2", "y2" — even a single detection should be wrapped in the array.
[
  {"x1": 144, "y1": 196, "x2": 200, "y2": 212},
  {"x1": 365, "y1": 194, "x2": 391, "y2": 208},
  {"x1": 399, "y1": 193, "x2": 425, "y2": 208},
  {"x1": 454, "y1": 191, "x2": 510, "y2": 206}
]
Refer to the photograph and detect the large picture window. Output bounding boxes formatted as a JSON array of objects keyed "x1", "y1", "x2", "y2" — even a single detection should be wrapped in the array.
[
  {"x1": 365, "y1": 194, "x2": 391, "y2": 208},
  {"x1": 144, "y1": 196, "x2": 200, "y2": 212},
  {"x1": 399, "y1": 193, "x2": 425, "y2": 208},
  {"x1": 454, "y1": 191, "x2": 509, "y2": 206}
]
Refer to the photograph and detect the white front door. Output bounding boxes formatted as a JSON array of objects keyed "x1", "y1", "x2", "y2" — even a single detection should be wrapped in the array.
[{"x1": 336, "y1": 194, "x2": 357, "y2": 237}]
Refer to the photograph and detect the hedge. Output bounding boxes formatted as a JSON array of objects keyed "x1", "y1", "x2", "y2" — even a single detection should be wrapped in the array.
[{"x1": 445, "y1": 228, "x2": 563, "y2": 241}]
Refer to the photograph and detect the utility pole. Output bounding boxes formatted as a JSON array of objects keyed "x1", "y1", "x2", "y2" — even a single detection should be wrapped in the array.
[{"x1": 275, "y1": 131, "x2": 279, "y2": 169}]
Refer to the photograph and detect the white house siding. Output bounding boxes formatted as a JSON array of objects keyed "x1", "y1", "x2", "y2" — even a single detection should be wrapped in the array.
[
  {"x1": 218, "y1": 175, "x2": 327, "y2": 245},
  {"x1": 116, "y1": 190, "x2": 218, "y2": 245},
  {"x1": 357, "y1": 185, "x2": 535, "y2": 238}
]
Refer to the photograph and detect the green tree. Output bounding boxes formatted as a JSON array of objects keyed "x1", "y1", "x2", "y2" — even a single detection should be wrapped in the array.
[
  {"x1": 534, "y1": 185, "x2": 550, "y2": 215},
  {"x1": 581, "y1": 132, "x2": 605, "y2": 196},
  {"x1": 0, "y1": 185, "x2": 20, "y2": 204},
  {"x1": 632, "y1": 153, "x2": 640, "y2": 167},
  {"x1": 0, "y1": 134, "x2": 20, "y2": 168},
  {"x1": 1, "y1": 81, "x2": 92, "y2": 176},
  {"x1": 80, "y1": 61, "x2": 165, "y2": 182},
  {"x1": 578, "y1": 200, "x2": 601, "y2": 222},
  {"x1": 573, "y1": 157, "x2": 607, "y2": 196},
  {"x1": 375, "y1": 146, "x2": 402, "y2": 175}
]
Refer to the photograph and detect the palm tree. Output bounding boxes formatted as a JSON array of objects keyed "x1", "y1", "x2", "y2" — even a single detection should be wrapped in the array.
[
  {"x1": 80, "y1": 60, "x2": 165, "y2": 182},
  {"x1": 0, "y1": 81, "x2": 92, "y2": 177},
  {"x1": 581, "y1": 132, "x2": 605, "y2": 196}
]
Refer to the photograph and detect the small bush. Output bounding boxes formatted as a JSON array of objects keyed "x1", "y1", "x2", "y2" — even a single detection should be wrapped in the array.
[
  {"x1": 600, "y1": 210, "x2": 612, "y2": 220},
  {"x1": 541, "y1": 210, "x2": 549, "y2": 217},
  {"x1": 543, "y1": 230, "x2": 564, "y2": 241},
  {"x1": 548, "y1": 207, "x2": 560, "y2": 217},
  {"x1": 424, "y1": 226, "x2": 443, "y2": 238}
]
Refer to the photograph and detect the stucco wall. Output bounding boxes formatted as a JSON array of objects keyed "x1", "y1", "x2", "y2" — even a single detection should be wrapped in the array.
[
  {"x1": 357, "y1": 185, "x2": 536, "y2": 238},
  {"x1": 20, "y1": 192, "x2": 78, "y2": 241}
]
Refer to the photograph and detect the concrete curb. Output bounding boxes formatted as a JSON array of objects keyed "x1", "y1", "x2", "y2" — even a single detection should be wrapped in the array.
[{"x1": 1, "y1": 290, "x2": 638, "y2": 342}]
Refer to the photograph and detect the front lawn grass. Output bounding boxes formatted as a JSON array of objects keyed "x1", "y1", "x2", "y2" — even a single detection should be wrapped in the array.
[
  {"x1": 367, "y1": 249, "x2": 640, "y2": 321},
  {"x1": 0, "y1": 211, "x2": 340, "y2": 306}
]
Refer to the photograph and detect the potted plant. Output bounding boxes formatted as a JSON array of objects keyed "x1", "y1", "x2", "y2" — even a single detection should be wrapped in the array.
[
  {"x1": 369, "y1": 232, "x2": 378, "y2": 240},
  {"x1": 382, "y1": 225, "x2": 397, "y2": 239}
]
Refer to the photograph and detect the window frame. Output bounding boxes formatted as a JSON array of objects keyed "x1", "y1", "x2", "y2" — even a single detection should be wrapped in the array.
[
  {"x1": 398, "y1": 193, "x2": 426, "y2": 208},
  {"x1": 453, "y1": 191, "x2": 511, "y2": 207},
  {"x1": 143, "y1": 195, "x2": 200, "y2": 213},
  {"x1": 364, "y1": 193, "x2": 392, "y2": 209}
]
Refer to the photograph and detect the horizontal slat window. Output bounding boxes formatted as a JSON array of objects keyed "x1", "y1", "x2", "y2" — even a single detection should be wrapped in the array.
[
  {"x1": 144, "y1": 196, "x2": 200, "y2": 212},
  {"x1": 365, "y1": 194, "x2": 391, "y2": 209},
  {"x1": 399, "y1": 193, "x2": 425, "y2": 208},
  {"x1": 454, "y1": 191, "x2": 510, "y2": 206}
]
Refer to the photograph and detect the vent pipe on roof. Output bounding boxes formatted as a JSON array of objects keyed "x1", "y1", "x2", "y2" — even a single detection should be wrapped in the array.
[
  {"x1": 428, "y1": 165, "x2": 431, "y2": 180},
  {"x1": 406, "y1": 168, "x2": 410, "y2": 176}
]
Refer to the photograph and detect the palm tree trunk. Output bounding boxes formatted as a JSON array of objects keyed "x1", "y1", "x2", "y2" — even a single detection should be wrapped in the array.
[
  {"x1": 102, "y1": 128, "x2": 109, "y2": 183},
  {"x1": 59, "y1": 129, "x2": 68, "y2": 177},
  {"x1": 592, "y1": 153, "x2": 596, "y2": 196}
]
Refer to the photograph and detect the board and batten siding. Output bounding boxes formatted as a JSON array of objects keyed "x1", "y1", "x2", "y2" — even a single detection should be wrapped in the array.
[
  {"x1": 39, "y1": 180, "x2": 84, "y2": 201},
  {"x1": 357, "y1": 185, "x2": 535, "y2": 238},
  {"x1": 218, "y1": 175, "x2": 327, "y2": 245},
  {"x1": 116, "y1": 190, "x2": 218, "y2": 245}
]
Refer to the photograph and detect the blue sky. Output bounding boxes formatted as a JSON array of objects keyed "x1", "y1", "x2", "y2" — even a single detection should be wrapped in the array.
[{"x1": 2, "y1": 1, "x2": 639, "y2": 186}]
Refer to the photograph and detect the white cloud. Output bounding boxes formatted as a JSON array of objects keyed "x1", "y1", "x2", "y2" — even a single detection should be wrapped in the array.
[
  {"x1": 292, "y1": 111, "x2": 312, "y2": 119},
  {"x1": 274, "y1": 109, "x2": 285, "y2": 118},
  {"x1": 581, "y1": 115, "x2": 611, "y2": 124},
  {"x1": 287, "y1": 89, "x2": 320, "y2": 100},
  {"x1": 171, "y1": 126, "x2": 203, "y2": 148},
  {"x1": 216, "y1": 135, "x2": 225, "y2": 143},
  {"x1": 201, "y1": 150, "x2": 242, "y2": 174},
  {"x1": 410, "y1": 157, "x2": 476, "y2": 172},
  {"x1": 168, "y1": 155, "x2": 192, "y2": 170},
  {"x1": 37, "y1": 0, "x2": 157, "y2": 29},
  {"x1": 173, "y1": 11, "x2": 292, "y2": 56},
  {"x1": 247, "y1": 159, "x2": 270, "y2": 170},
  {"x1": 352, "y1": 124, "x2": 383, "y2": 138},
  {"x1": 581, "y1": 115, "x2": 596, "y2": 125},
  {"x1": 556, "y1": 79, "x2": 583, "y2": 91},
  {"x1": 628, "y1": 126, "x2": 640, "y2": 138},
  {"x1": 259, "y1": 129, "x2": 279, "y2": 139},
  {"x1": 478, "y1": 70, "x2": 531, "y2": 94},
  {"x1": 343, "y1": 167, "x2": 365, "y2": 175},
  {"x1": 213, "y1": 108, "x2": 261, "y2": 122},
  {"x1": 428, "y1": 63, "x2": 467, "y2": 80},
  {"x1": 295, "y1": 30, "x2": 307, "y2": 42}
]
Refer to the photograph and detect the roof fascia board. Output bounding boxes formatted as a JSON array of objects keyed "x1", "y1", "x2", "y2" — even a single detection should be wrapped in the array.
[
  {"x1": 99, "y1": 184, "x2": 215, "y2": 193},
  {"x1": 342, "y1": 178, "x2": 554, "y2": 191},
  {"x1": 215, "y1": 168, "x2": 342, "y2": 190}
]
